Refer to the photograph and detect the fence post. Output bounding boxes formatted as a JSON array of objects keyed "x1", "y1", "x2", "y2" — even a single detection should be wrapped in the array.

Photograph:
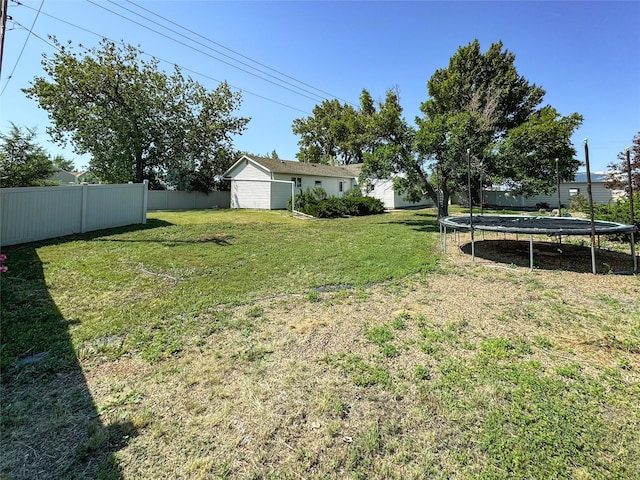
[
  {"x1": 81, "y1": 184, "x2": 89, "y2": 233},
  {"x1": 142, "y1": 180, "x2": 148, "y2": 224}
]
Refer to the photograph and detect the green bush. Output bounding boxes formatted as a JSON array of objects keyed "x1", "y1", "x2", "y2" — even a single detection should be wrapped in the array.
[
  {"x1": 571, "y1": 192, "x2": 639, "y2": 243},
  {"x1": 289, "y1": 187, "x2": 384, "y2": 218}
]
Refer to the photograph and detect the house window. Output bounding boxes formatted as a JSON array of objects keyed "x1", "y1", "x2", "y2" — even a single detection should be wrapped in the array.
[
  {"x1": 315, "y1": 180, "x2": 322, "y2": 186},
  {"x1": 291, "y1": 177, "x2": 301, "y2": 188},
  {"x1": 338, "y1": 181, "x2": 344, "y2": 193},
  {"x1": 569, "y1": 188, "x2": 580, "y2": 197}
]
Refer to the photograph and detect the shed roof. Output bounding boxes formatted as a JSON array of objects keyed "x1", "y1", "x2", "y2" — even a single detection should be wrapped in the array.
[{"x1": 228, "y1": 155, "x2": 361, "y2": 179}]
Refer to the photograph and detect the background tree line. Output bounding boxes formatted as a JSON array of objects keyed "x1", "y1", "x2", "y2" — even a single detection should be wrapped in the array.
[
  {"x1": 0, "y1": 123, "x2": 78, "y2": 187},
  {"x1": 5, "y1": 37, "x2": 637, "y2": 213}
]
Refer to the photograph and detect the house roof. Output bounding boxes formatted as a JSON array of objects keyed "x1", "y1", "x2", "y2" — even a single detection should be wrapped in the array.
[
  {"x1": 572, "y1": 172, "x2": 608, "y2": 183},
  {"x1": 226, "y1": 155, "x2": 361, "y2": 179}
]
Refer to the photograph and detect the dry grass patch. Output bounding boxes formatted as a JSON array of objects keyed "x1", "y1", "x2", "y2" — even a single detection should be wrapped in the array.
[{"x1": 71, "y1": 258, "x2": 640, "y2": 479}]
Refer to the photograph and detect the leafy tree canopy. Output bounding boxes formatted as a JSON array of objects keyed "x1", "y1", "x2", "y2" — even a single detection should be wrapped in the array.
[
  {"x1": 606, "y1": 131, "x2": 640, "y2": 194},
  {"x1": 23, "y1": 38, "x2": 250, "y2": 192},
  {"x1": 0, "y1": 123, "x2": 56, "y2": 187},
  {"x1": 52, "y1": 154, "x2": 75, "y2": 172},
  {"x1": 373, "y1": 40, "x2": 583, "y2": 216},
  {"x1": 292, "y1": 88, "x2": 414, "y2": 169}
]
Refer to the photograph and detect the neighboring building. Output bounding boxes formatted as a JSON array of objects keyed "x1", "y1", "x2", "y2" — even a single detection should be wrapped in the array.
[
  {"x1": 49, "y1": 169, "x2": 78, "y2": 184},
  {"x1": 223, "y1": 155, "x2": 360, "y2": 210},
  {"x1": 484, "y1": 172, "x2": 618, "y2": 208},
  {"x1": 365, "y1": 178, "x2": 433, "y2": 209},
  {"x1": 48, "y1": 169, "x2": 95, "y2": 185}
]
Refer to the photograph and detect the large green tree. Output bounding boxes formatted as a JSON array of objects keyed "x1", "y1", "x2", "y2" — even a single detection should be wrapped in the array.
[
  {"x1": 606, "y1": 131, "x2": 640, "y2": 194},
  {"x1": 292, "y1": 88, "x2": 413, "y2": 168},
  {"x1": 292, "y1": 98, "x2": 363, "y2": 164},
  {"x1": 0, "y1": 124, "x2": 55, "y2": 187},
  {"x1": 24, "y1": 38, "x2": 249, "y2": 191},
  {"x1": 368, "y1": 40, "x2": 583, "y2": 216}
]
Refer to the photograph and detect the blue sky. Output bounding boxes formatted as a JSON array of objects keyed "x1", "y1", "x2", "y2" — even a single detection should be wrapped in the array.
[{"x1": 1, "y1": 0, "x2": 638, "y2": 172}]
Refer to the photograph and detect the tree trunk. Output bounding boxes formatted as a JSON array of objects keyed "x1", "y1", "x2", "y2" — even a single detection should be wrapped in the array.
[{"x1": 440, "y1": 190, "x2": 450, "y2": 217}]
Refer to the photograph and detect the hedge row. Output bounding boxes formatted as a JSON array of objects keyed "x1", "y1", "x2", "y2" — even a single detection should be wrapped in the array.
[{"x1": 289, "y1": 187, "x2": 384, "y2": 218}]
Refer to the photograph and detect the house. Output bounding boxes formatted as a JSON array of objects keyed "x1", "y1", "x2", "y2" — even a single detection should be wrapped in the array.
[
  {"x1": 224, "y1": 155, "x2": 436, "y2": 210},
  {"x1": 223, "y1": 155, "x2": 360, "y2": 210},
  {"x1": 48, "y1": 169, "x2": 95, "y2": 185},
  {"x1": 49, "y1": 168, "x2": 78, "y2": 184},
  {"x1": 483, "y1": 172, "x2": 618, "y2": 208}
]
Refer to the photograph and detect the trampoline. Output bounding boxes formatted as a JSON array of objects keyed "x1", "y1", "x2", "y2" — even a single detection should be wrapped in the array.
[{"x1": 439, "y1": 214, "x2": 638, "y2": 273}]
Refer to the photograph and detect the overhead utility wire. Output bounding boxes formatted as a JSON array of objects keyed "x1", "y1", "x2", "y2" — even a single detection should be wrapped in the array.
[
  {"x1": 86, "y1": 0, "x2": 325, "y2": 104},
  {"x1": 124, "y1": 0, "x2": 356, "y2": 107},
  {"x1": 13, "y1": 3, "x2": 311, "y2": 114},
  {"x1": 0, "y1": 0, "x2": 43, "y2": 96},
  {"x1": 106, "y1": 0, "x2": 336, "y2": 105}
]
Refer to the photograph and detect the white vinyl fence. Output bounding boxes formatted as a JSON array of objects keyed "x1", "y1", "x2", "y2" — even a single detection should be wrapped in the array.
[
  {"x1": 1, "y1": 182, "x2": 148, "y2": 247},
  {"x1": 147, "y1": 190, "x2": 230, "y2": 210}
]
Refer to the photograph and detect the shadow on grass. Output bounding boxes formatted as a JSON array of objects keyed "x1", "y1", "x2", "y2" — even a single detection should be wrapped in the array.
[
  {"x1": 94, "y1": 234, "x2": 234, "y2": 246},
  {"x1": 381, "y1": 217, "x2": 440, "y2": 233},
  {"x1": 0, "y1": 221, "x2": 173, "y2": 478},
  {"x1": 458, "y1": 239, "x2": 637, "y2": 274}
]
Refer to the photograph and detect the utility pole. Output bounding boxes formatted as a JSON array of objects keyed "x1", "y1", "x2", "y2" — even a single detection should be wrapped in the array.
[{"x1": 0, "y1": 0, "x2": 8, "y2": 79}]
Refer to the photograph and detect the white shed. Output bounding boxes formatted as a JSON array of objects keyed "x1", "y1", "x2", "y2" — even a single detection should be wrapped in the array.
[{"x1": 223, "y1": 156, "x2": 360, "y2": 210}]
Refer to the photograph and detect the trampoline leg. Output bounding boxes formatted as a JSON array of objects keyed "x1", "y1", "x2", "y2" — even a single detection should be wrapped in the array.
[
  {"x1": 631, "y1": 232, "x2": 637, "y2": 274},
  {"x1": 471, "y1": 229, "x2": 475, "y2": 263},
  {"x1": 529, "y1": 235, "x2": 534, "y2": 272},
  {"x1": 444, "y1": 226, "x2": 447, "y2": 254},
  {"x1": 590, "y1": 242, "x2": 597, "y2": 274}
]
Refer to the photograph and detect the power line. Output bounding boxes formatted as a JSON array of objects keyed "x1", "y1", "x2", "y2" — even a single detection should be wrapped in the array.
[
  {"x1": 86, "y1": 0, "x2": 326, "y2": 104},
  {"x1": 8, "y1": 3, "x2": 311, "y2": 114},
  {"x1": 123, "y1": 0, "x2": 357, "y2": 107},
  {"x1": 0, "y1": 0, "x2": 43, "y2": 96},
  {"x1": 105, "y1": 0, "x2": 335, "y2": 105}
]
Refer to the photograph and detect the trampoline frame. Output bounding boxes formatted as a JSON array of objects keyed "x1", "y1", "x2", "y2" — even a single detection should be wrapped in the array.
[{"x1": 439, "y1": 214, "x2": 638, "y2": 273}]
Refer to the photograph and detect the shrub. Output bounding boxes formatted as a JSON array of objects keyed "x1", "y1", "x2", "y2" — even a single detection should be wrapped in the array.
[
  {"x1": 342, "y1": 187, "x2": 363, "y2": 198},
  {"x1": 571, "y1": 192, "x2": 640, "y2": 243},
  {"x1": 570, "y1": 194, "x2": 589, "y2": 213},
  {"x1": 289, "y1": 187, "x2": 384, "y2": 218}
]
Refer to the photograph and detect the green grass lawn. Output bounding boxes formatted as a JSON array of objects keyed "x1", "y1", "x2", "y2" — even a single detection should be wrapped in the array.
[
  {"x1": 1, "y1": 208, "x2": 639, "y2": 479},
  {"x1": 1, "y1": 209, "x2": 440, "y2": 367}
]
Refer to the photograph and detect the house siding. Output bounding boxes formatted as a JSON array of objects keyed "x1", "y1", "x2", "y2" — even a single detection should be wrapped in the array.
[
  {"x1": 271, "y1": 182, "x2": 292, "y2": 209},
  {"x1": 231, "y1": 180, "x2": 271, "y2": 209},
  {"x1": 368, "y1": 178, "x2": 432, "y2": 209},
  {"x1": 485, "y1": 182, "x2": 613, "y2": 209},
  {"x1": 227, "y1": 159, "x2": 272, "y2": 209},
  {"x1": 272, "y1": 173, "x2": 357, "y2": 202}
]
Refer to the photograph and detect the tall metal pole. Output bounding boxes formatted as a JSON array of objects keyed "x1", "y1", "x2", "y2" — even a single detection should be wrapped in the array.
[
  {"x1": 467, "y1": 148, "x2": 475, "y2": 262},
  {"x1": 626, "y1": 147, "x2": 635, "y2": 226},
  {"x1": 626, "y1": 147, "x2": 637, "y2": 273},
  {"x1": 556, "y1": 158, "x2": 561, "y2": 215},
  {"x1": 0, "y1": 0, "x2": 8, "y2": 79},
  {"x1": 480, "y1": 164, "x2": 484, "y2": 215},
  {"x1": 584, "y1": 139, "x2": 597, "y2": 274}
]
